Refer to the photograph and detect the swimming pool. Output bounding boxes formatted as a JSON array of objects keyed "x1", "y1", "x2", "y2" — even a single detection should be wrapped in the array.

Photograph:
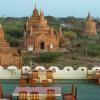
[{"x1": 0, "y1": 79, "x2": 100, "y2": 100}]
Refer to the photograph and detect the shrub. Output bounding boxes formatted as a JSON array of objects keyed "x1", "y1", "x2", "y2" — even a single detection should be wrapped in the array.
[
  {"x1": 83, "y1": 44, "x2": 100, "y2": 57},
  {"x1": 38, "y1": 52, "x2": 62, "y2": 62},
  {"x1": 63, "y1": 31, "x2": 76, "y2": 39},
  {"x1": 23, "y1": 56, "x2": 34, "y2": 65},
  {"x1": 72, "y1": 57, "x2": 76, "y2": 60},
  {"x1": 87, "y1": 50, "x2": 99, "y2": 57}
]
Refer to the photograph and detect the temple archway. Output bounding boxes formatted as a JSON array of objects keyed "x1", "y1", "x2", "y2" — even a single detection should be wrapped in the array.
[{"x1": 40, "y1": 42, "x2": 45, "y2": 49}]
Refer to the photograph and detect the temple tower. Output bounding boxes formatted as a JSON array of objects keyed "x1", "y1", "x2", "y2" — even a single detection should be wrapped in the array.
[
  {"x1": 84, "y1": 12, "x2": 97, "y2": 35},
  {"x1": 24, "y1": 4, "x2": 62, "y2": 53},
  {"x1": 0, "y1": 24, "x2": 22, "y2": 67}
]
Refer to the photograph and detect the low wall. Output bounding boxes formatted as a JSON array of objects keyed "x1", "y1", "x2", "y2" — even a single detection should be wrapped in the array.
[
  {"x1": 53, "y1": 70, "x2": 87, "y2": 79},
  {"x1": 0, "y1": 69, "x2": 21, "y2": 79},
  {"x1": 0, "y1": 66, "x2": 100, "y2": 79}
]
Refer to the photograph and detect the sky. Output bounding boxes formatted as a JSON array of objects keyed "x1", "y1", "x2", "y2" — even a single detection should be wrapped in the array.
[{"x1": 0, "y1": 0, "x2": 99, "y2": 18}]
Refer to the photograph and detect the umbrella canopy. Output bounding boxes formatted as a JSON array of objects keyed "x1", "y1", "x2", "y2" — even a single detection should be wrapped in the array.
[
  {"x1": 7, "y1": 66, "x2": 17, "y2": 70},
  {"x1": 0, "y1": 66, "x2": 3, "y2": 70},
  {"x1": 49, "y1": 66, "x2": 60, "y2": 72},
  {"x1": 22, "y1": 66, "x2": 31, "y2": 72},
  {"x1": 35, "y1": 66, "x2": 46, "y2": 71}
]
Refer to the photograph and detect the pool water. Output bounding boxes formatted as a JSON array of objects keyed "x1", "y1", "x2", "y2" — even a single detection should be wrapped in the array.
[{"x1": 0, "y1": 79, "x2": 100, "y2": 100}]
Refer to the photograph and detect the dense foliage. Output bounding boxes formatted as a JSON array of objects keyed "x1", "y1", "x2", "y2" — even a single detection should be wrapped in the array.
[
  {"x1": 0, "y1": 17, "x2": 25, "y2": 47},
  {"x1": 38, "y1": 52, "x2": 62, "y2": 62},
  {"x1": 83, "y1": 44, "x2": 100, "y2": 57}
]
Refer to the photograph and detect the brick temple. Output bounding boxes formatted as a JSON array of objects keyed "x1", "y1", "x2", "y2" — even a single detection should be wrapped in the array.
[
  {"x1": 84, "y1": 12, "x2": 97, "y2": 35},
  {"x1": 0, "y1": 24, "x2": 21, "y2": 67},
  {"x1": 23, "y1": 4, "x2": 62, "y2": 53}
]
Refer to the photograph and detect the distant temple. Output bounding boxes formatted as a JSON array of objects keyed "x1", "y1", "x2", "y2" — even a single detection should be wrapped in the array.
[
  {"x1": 0, "y1": 24, "x2": 21, "y2": 67},
  {"x1": 84, "y1": 12, "x2": 97, "y2": 35},
  {"x1": 24, "y1": 4, "x2": 62, "y2": 53}
]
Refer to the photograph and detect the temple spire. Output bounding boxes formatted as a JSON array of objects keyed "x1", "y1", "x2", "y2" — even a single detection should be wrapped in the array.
[
  {"x1": 50, "y1": 27, "x2": 54, "y2": 38},
  {"x1": 33, "y1": 3, "x2": 39, "y2": 16},
  {"x1": 40, "y1": 9, "x2": 44, "y2": 17},
  {"x1": 34, "y1": 3, "x2": 37, "y2": 10},
  {"x1": 59, "y1": 27, "x2": 62, "y2": 39},
  {"x1": 87, "y1": 11, "x2": 91, "y2": 18},
  {"x1": 87, "y1": 11, "x2": 93, "y2": 21}
]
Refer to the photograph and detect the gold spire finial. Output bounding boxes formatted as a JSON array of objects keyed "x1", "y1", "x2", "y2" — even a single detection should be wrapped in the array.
[
  {"x1": 88, "y1": 11, "x2": 91, "y2": 18},
  {"x1": 34, "y1": 3, "x2": 37, "y2": 9},
  {"x1": 33, "y1": 3, "x2": 39, "y2": 16}
]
